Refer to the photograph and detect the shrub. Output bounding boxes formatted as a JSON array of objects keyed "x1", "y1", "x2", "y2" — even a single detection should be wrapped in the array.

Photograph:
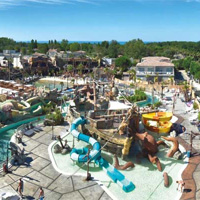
[
  {"x1": 154, "y1": 101, "x2": 162, "y2": 108},
  {"x1": 126, "y1": 89, "x2": 147, "y2": 103},
  {"x1": 193, "y1": 102, "x2": 199, "y2": 110},
  {"x1": 46, "y1": 108, "x2": 64, "y2": 125}
]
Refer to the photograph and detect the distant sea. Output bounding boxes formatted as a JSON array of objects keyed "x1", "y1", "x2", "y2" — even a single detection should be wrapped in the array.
[{"x1": 22, "y1": 41, "x2": 153, "y2": 45}]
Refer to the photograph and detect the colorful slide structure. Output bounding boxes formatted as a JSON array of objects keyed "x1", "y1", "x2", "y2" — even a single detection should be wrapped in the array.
[
  {"x1": 142, "y1": 112, "x2": 173, "y2": 134},
  {"x1": 70, "y1": 116, "x2": 135, "y2": 193}
]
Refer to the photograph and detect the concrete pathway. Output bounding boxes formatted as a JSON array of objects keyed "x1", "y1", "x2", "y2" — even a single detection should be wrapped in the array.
[
  {"x1": 173, "y1": 96, "x2": 200, "y2": 200},
  {"x1": 0, "y1": 124, "x2": 112, "y2": 200}
]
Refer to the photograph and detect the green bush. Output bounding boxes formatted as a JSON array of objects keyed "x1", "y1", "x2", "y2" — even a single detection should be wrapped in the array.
[
  {"x1": 154, "y1": 101, "x2": 162, "y2": 108},
  {"x1": 46, "y1": 108, "x2": 64, "y2": 125},
  {"x1": 42, "y1": 101, "x2": 56, "y2": 114},
  {"x1": 193, "y1": 102, "x2": 199, "y2": 110},
  {"x1": 126, "y1": 89, "x2": 147, "y2": 103}
]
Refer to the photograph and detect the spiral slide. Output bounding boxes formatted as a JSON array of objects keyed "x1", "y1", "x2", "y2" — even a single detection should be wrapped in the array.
[{"x1": 70, "y1": 117, "x2": 135, "y2": 193}]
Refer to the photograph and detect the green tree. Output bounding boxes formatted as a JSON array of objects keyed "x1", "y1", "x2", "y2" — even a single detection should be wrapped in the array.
[
  {"x1": 115, "y1": 56, "x2": 131, "y2": 74},
  {"x1": 60, "y1": 82, "x2": 64, "y2": 91},
  {"x1": 108, "y1": 40, "x2": 119, "y2": 58},
  {"x1": 61, "y1": 39, "x2": 68, "y2": 51},
  {"x1": 124, "y1": 39, "x2": 148, "y2": 59},
  {"x1": 38, "y1": 44, "x2": 49, "y2": 54},
  {"x1": 183, "y1": 56, "x2": 193, "y2": 71},
  {"x1": 77, "y1": 63, "x2": 84, "y2": 76},
  {"x1": 128, "y1": 68, "x2": 136, "y2": 83},
  {"x1": 21, "y1": 47, "x2": 26, "y2": 55},
  {"x1": 70, "y1": 43, "x2": 80, "y2": 52},
  {"x1": 67, "y1": 65, "x2": 73, "y2": 75}
]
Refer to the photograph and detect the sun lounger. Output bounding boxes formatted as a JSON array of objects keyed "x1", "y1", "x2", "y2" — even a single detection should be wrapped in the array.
[
  {"x1": 34, "y1": 125, "x2": 43, "y2": 131},
  {"x1": 24, "y1": 129, "x2": 35, "y2": 136},
  {"x1": 33, "y1": 127, "x2": 40, "y2": 132}
]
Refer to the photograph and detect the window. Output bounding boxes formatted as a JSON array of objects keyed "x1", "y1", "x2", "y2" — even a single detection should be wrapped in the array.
[
  {"x1": 138, "y1": 67, "x2": 145, "y2": 72},
  {"x1": 166, "y1": 68, "x2": 172, "y2": 73},
  {"x1": 155, "y1": 67, "x2": 163, "y2": 73}
]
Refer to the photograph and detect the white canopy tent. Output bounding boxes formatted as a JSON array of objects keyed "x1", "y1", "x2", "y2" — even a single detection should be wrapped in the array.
[{"x1": 108, "y1": 101, "x2": 132, "y2": 111}]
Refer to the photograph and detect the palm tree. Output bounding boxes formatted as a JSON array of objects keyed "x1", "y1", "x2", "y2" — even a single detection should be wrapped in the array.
[
  {"x1": 77, "y1": 63, "x2": 84, "y2": 77},
  {"x1": 128, "y1": 68, "x2": 136, "y2": 83},
  {"x1": 154, "y1": 73, "x2": 159, "y2": 83},
  {"x1": 60, "y1": 82, "x2": 64, "y2": 91},
  {"x1": 67, "y1": 65, "x2": 73, "y2": 76},
  {"x1": 183, "y1": 81, "x2": 190, "y2": 102},
  {"x1": 146, "y1": 74, "x2": 150, "y2": 84},
  {"x1": 169, "y1": 76, "x2": 174, "y2": 85},
  {"x1": 71, "y1": 79, "x2": 75, "y2": 88}
]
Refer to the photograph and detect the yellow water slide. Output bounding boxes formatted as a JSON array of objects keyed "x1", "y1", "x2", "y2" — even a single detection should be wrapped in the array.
[{"x1": 142, "y1": 112, "x2": 173, "y2": 134}]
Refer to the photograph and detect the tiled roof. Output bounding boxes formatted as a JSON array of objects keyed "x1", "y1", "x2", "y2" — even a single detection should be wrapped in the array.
[{"x1": 137, "y1": 56, "x2": 174, "y2": 67}]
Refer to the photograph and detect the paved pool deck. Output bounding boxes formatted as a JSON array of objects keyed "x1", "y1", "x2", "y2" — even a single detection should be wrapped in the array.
[
  {"x1": 0, "y1": 123, "x2": 111, "y2": 200},
  {"x1": 174, "y1": 96, "x2": 200, "y2": 200},
  {"x1": 1, "y1": 95, "x2": 200, "y2": 200}
]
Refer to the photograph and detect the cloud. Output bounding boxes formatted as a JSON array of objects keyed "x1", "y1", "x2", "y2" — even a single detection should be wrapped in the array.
[
  {"x1": 0, "y1": 0, "x2": 199, "y2": 9},
  {"x1": 0, "y1": 0, "x2": 93, "y2": 8}
]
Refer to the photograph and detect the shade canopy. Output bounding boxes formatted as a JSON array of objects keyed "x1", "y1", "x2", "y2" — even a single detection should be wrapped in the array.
[{"x1": 108, "y1": 101, "x2": 132, "y2": 111}]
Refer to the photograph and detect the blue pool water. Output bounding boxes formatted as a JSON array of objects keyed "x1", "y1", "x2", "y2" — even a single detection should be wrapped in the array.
[
  {"x1": 0, "y1": 116, "x2": 46, "y2": 168},
  {"x1": 137, "y1": 95, "x2": 159, "y2": 107},
  {"x1": 0, "y1": 129, "x2": 14, "y2": 166}
]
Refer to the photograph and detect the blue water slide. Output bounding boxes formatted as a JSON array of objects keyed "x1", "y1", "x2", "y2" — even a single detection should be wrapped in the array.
[{"x1": 70, "y1": 116, "x2": 135, "y2": 193}]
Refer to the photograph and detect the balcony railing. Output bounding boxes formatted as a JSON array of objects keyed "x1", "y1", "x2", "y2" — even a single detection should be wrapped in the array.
[{"x1": 136, "y1": 71, "x2": 173, "y2": 75}]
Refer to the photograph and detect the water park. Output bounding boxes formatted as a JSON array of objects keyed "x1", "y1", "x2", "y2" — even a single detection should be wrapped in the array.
[{"x1": 0, "y1": 77, "x2": 199, "y2": 200}]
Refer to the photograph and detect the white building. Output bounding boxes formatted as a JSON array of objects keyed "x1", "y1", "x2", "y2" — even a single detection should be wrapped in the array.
[
  {"x1": 0, "y1": 56, "x2": 8, "y2": 67},
  {"x1": 136, "y1": 56, "x2": 174, "y2": 82},
  {"x1": 13, "y1": 57, "x2": 23, "y2": 69}
]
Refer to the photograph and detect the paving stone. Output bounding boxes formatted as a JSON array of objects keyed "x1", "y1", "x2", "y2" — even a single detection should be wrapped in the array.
[
  {"x1": 72, "y1": 175, "x2": 97, "y2": 190},
  {"x1": 59, "y1": 191, "x2": 84, "y2": 200},
  {"x1": 196, "y1": 190, "x2": 200, "y2": 200},
  {"x1": 195, "y1": 163, "x2": 200, "y2": 172},
  {"x1": 26, "y1": 171, "x2": 53, "y2": 188},
  {"x1": 30, "y1": 156, "x2": 50, "y2": 171},
  {"x1": 193, "y1": 171, "x2": 200, "y2": 191},
  {"x1": 31, "y1": 143, "x2": 50, "y2": 160},
  {"x1": 8, "y1": 166, "x2": 34, "y2": 181},
  {"x1": 99, "y1": 192, "x2": 113, "y2": 200},
  {"x1": 79, "y1": 184, "x2": 104, "y2": 200},
  {"x1": 24, "y1": 139, "x2": 40, "y2": 152},
  {"x1": 34, "y1": 187, "x2": 61, "y2": 200},
  {"x1": 22, "y1": 135, "x2": 31, "y2": 142},
  {"x1": 0, "y1": 175, "x2": 14, "y2": 189},
  {"x1": 40, "y1": 164, "x2": 60, "y2": 180},
  {"x1": 36, "y1": 133, "x2": 55, "y2": 145},
  {"x1": 48, "y1": 174, "x2": 73, "y2": 194},
  {"x1": 12, "y1": 180, "x2": 39, "y2": 197},
  {"x1": 31, "y1": 131, "x2": 46, "y2": 140}
]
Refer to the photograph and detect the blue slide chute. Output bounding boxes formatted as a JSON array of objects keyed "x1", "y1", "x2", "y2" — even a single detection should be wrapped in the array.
[{"x1": 70, "y1": 116, "x2": 135, "y2": 193}]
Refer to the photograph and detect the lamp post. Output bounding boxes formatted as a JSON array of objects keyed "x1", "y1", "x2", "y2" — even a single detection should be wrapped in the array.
[
  {"x1": 161, "y1": 83, "x2": 164, "y2": 99},
  {"x1": 54, "y1": 73, "x2": 56, "y2": 89},
  {"x1": 45, "y1": 119, "x2": 55, "y2": 140},
  {"x1": 6, "y1": 141, "x2": 9, "y2": 166}
]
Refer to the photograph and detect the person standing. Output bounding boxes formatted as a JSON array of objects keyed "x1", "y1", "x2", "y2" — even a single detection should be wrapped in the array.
[
  {"x1": 176, "y1": 180, "x2": 185, "y2": 192},
  {"x1": 17, "y1": 178, "x2": 24, "y2": 197},
  {"x1": 2, "y1": 162, "x2": 9, "y2": 176},
  {"x1": 38, "y1": 187, "x2": 44, "y2": 200}
]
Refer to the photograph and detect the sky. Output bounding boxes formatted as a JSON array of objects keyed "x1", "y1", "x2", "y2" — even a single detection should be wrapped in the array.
[{"x1": 0, "y1": 0, "x2": 200, "y2": 42}]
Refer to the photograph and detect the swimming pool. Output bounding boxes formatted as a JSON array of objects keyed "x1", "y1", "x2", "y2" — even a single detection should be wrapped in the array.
[
  {"x1": 0, "y1": 116, "x2": 46, "y2": 168},
  {"x1": 137, "y1": 95, "x2": 159, "y2": 107}
]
